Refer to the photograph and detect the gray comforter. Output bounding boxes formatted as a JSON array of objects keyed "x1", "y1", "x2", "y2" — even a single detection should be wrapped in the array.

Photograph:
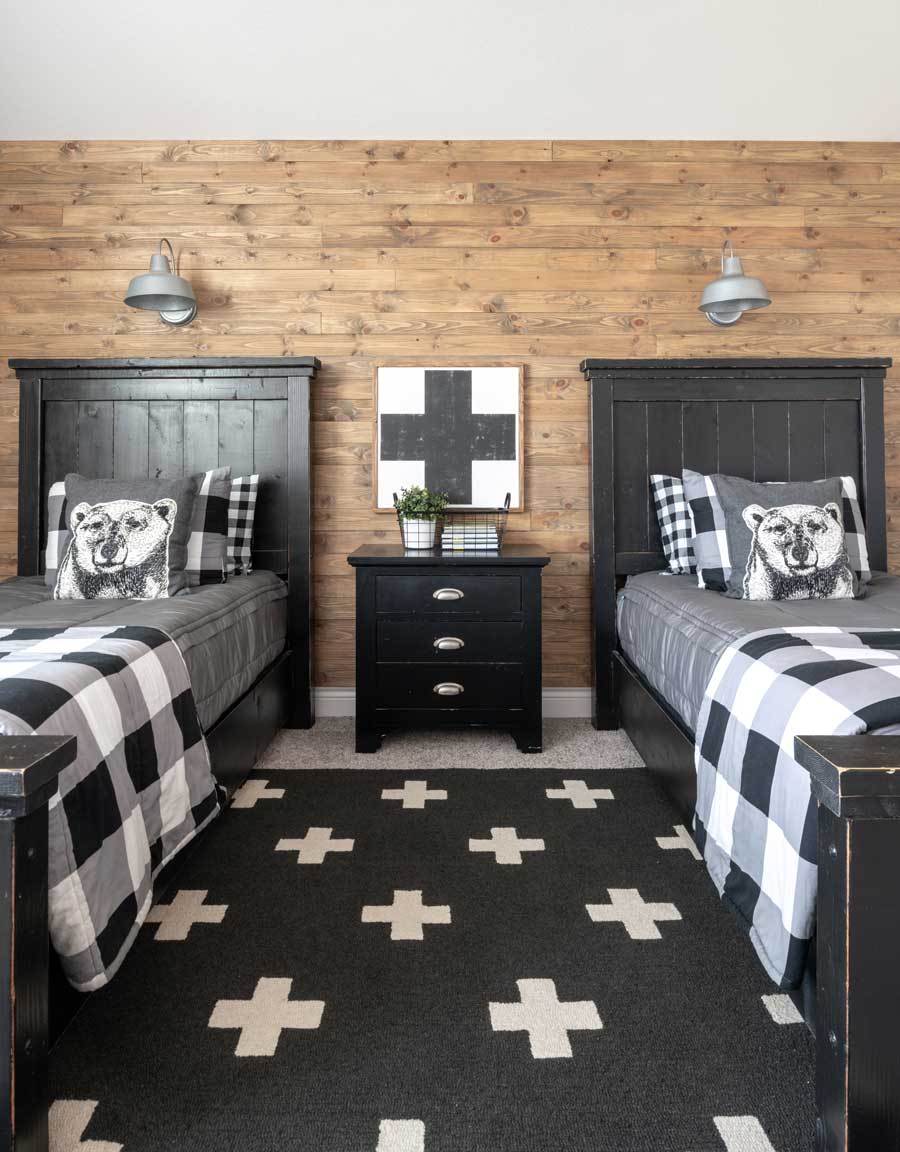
[
  {"x1": 617, "y1": 570, "x2": 900, "y2": 732},
  {"x1": 0, "y1": 573, "x2": 287, "y2": 730}
]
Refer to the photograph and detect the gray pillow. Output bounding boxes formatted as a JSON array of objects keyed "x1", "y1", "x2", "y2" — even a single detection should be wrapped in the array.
[
  {"x1": 55, "y1": 474, "x2": 198, "y2": 600},
  {"x1": 715, "y1": 474, "x2": 855, "y2": 601}
]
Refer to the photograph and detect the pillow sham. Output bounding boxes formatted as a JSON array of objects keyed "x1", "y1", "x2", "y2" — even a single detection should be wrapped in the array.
[
  {"x1": 54, "y1": 474, "x2": 197, "y2": 600},
  {"x1": 227, "y1": 474, "x2": 258, "y2": 576},
  {"x1": 186, "y1": 466, "x2": 231, "y2": 585},
  {"x1": 714, "y1": 473, "x2": 853, "y2": 601},
  {"x1": 682, "y1": 469, "x2": 731, "y2": 591},
  {"x1": 837, "y1": 475, "x2": 871, "y2": 585},
  {"x1": 43, "y1": 480, "x2": 69, "y2": 589},
  {"x1": 649, "y1": 474, "x2": 694, "y2": 575},
  {"x1": 683, "y1": 470, "x2": 872, "y2": 592}
]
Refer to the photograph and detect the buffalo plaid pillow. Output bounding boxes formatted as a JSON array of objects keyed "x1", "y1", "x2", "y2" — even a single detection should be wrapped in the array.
[
  {"x1": 650, "y1": 474, "x2": 695, "y2": 574},
  {"x1": 682, "y1": 469, "x2": 730, "y2": 591},
  {"x1": 838, "y1": 475, "x2": 871, "y2": 584},
  {"x1": 227, "y1": 474, "x2": 258, "y2": 576},
  {"x1": 186, "y1": 466, "x2": 231, "y2": 585},
  {"x1": 683, "y1": 470, "x2": 872, "y2": 593},
  {"x1": 43, "y1": 480, "x2": 69, "y2": 588}
]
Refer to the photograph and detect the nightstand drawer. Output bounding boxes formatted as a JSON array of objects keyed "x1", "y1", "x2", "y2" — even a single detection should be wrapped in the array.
[
  {"x1": 377, "y1": 620, "x2": 525, "y2": 662},
  {"x1": 375, "y1": 574, "x2": 521, "y2": 615},
  {"x1": 376, "y1": 663, "x2": 523, "y2": 708}
]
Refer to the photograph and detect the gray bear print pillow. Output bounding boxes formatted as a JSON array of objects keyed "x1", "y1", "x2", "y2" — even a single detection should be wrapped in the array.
[
  {"x1": 741, "y1": 502, "x2": 855, "y2": 601},
  {"x1": 55, "y1": 474, "x2": 197, "y2": 600},
  {"x1": 714, "y1": 473, "x2": 856, "y2": 601}
]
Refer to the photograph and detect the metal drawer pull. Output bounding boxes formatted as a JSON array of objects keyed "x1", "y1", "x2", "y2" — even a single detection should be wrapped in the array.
[
  {"x1": 433, "y1": 682, "x2": 465, "y2": 696},
  {"x1": 433, "y1": 587, "x2": 464, "y2": 601},
  {"x1": 434, "y1": 636, "x2": 465, "y2": 651}
]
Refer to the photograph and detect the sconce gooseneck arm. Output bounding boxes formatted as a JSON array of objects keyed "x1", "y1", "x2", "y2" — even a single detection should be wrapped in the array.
[{"x1": 159, "y1": 237, "x2": 177, "y2": 274}]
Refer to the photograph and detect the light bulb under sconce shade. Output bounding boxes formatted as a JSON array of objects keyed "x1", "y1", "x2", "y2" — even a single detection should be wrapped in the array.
[
  {"x1": 698, "y1": 240, "x2": 771, "y2": 327},
  {"x1": 124, "y1": 239, "x2": 197, "y2": 326}
]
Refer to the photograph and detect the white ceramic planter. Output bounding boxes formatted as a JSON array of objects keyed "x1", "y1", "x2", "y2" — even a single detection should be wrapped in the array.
[{"x1": 400, "y1": 517, "x2": 437, "y2": 550}]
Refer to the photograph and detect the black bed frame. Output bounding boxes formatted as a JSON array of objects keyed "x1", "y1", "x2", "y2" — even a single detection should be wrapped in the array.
[
  {"x1": 582, "y1": 358, "x2": 900, "y2": 1152},
  {"x1": 0, "y1": 357, "x2": 319, "y2": 1152}
]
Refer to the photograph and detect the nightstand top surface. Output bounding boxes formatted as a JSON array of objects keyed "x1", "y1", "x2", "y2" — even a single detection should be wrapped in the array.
[{"x1": 347, "y1": 543, "x2": 550, "y2": 566}]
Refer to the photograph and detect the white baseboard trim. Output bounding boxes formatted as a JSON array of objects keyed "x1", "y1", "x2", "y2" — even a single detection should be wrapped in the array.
[{"x1": 313, "y1": 687, "x2": 592, "y2": 719}]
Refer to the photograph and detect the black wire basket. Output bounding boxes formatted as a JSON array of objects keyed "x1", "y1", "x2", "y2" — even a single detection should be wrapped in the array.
[{"x1": 440, "y1": 493, "x2": 511, "y2": 553}]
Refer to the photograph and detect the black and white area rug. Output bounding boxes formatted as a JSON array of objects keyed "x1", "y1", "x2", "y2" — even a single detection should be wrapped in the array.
[{"x1": 50, "y1": 769, "x2": 814, "y2": 1151}]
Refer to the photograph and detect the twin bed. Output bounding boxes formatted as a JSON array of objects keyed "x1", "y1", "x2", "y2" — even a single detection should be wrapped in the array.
[
  {"x1": 584, "y1": 357, "x2": 900, "y2": 1152},
  {"x1": 0, "y1": 357, "x2": 317, "y2": 1151}
]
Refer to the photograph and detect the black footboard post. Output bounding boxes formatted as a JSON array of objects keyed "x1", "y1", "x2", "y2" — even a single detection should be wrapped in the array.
[
  {"x1": 795, "y1": 736, "x2": 900, "y2": 1152},
  {"x1": 0, "y1": 736, "x2": 76, "y2": 1152}
]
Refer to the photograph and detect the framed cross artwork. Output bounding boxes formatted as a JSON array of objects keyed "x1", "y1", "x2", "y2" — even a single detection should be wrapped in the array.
[{"x1": 373, "y1": 364, "x2": 525, "y2": 510}]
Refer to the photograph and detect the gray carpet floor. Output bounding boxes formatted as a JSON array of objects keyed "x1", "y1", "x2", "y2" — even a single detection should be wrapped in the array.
[{"x1": 258, "y1": 719, "x2": 644, "y2": 771}]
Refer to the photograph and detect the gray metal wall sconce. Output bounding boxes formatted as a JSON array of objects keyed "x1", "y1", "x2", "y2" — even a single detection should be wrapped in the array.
[
  {"x1": 124, "y1": 238, "x2": 198, "y2": 327},
  {"x1": 698, "y1": 239, "x2": 771, "y2": 326}
]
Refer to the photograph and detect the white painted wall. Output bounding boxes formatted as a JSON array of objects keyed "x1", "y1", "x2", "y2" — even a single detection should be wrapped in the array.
[{"x1": 2, "y1": 0, "x2": 899, "y2": 140}]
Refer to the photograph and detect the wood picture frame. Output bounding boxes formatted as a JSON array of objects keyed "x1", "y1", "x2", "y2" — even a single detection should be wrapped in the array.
[{"x1": 372, "y1": 362, "x2": 525, "y2": 513}]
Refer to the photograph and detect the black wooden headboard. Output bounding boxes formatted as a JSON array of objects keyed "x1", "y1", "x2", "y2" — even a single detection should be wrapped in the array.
[
  {"x1": 9, "y1": 356, "x2": 320, "y2": 725},
  {"x1": 581, "y1": 357, "x2": 892, "y2": 729}
]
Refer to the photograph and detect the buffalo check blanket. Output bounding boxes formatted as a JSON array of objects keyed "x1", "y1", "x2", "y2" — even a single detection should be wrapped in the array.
[
  {"x1": 0, "y1": 624, "x2": 220, "y2": 991},
  {"x1": 694, "y1": 626, "x2": 900, "y2": 988}
]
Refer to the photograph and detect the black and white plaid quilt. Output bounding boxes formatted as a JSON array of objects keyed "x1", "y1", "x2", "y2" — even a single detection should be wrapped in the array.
[
  {"x1": 0, "y1": 623, "x2": 220, "y2": 990},
  {"x1": 694, "y1": 625, "x2": 900, "y2": 988}
]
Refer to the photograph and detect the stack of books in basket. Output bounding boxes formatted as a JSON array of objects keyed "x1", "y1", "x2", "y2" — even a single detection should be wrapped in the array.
[{"x1": 441, "y1": 522, "x2": 500, "y2": 552}]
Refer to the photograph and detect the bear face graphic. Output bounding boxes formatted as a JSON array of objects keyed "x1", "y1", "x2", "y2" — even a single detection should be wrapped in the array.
[
  {"x1": 54, "y1": 498, "x2": 177, "y2": 600},
  {"x1": 741, "y1": 501, "x2": 854, "y2": 601}
]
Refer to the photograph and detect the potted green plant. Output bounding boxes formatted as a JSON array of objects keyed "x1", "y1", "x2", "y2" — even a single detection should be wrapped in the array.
[{"x1": 393, "y1": 485, "x2": 449, "y2": 550}]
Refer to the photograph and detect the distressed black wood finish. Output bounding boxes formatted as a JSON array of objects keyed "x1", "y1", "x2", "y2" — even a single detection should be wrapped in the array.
[
  {"x1": 349, "y1": 544, "x2": 549, "y2": 753},
  {"x1": 795, "y1": 737, "x2": 900, "y2": 1152},
  {"x1": 205, "y1": 652, "x2": 291, "y2": 794},
  {"x1": 615, "y1": 654, "x2": 696, "y2": 820},
  {"x1": 0, "y1": 737, "x2": 76, "y2": 1152},
  {"x1": 582, "y1": 358, "x2": 891, "y2": 731},
  {"x1": 11, "y1": 357, "x2": 318, "y2": 731}
]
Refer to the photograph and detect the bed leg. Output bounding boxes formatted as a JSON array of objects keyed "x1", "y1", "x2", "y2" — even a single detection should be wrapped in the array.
[
  {"x1": 0, "y1": 736, "x2": 76, "y2": 1152},
  {"x1": 287, "y1": 650, "x2": 313, "y2": 729},
  {"x1": 796, "y1": 737, "x2": 900, "y2": 1152}
]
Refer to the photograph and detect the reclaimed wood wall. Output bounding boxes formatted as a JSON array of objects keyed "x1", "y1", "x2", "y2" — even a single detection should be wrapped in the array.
[{"x1": 2, "y1": 139, "x2": 900, "y2": 687}]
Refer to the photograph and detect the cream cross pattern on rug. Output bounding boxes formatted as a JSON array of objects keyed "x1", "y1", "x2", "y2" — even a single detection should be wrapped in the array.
[
  {"x1": 489, "y1": 978, "x2": 603, "y2": 1059},
  {"x1": 145, "y1": 889, "x2": 227, "y2": 941},
  {"x1": 656, "y1": 823, "x2": 702, "y2": 859},
  {"x1": 231, "y1": 778, "x2": 285, "y2": 810},
  {"x1": 545, "y1": 779, "x2": 614, "y2": 809},
  {"x1": 275, "y1": 827, "x2": 355, "y2": 864},
  {"x1": 712, "y1": 1116, "x2": 777, "y2": 1151},
  {"x1": 469, "y1": 827, "x2": 545, "y2": 865},
  {"x1": 362, "y1": 889, "x2": 451, "y2": 940},
  {"x1": 208, "y1": 977, "x2": 324, "y2": 1056},
  {"x1": 377, "y1": 1119, "x2": 426, "y2": 1151},
  {"x1": 586, "y1": 888, "x2": 682, "y2": 940},
  {"x1": 381, "y1": 780, "x2": 448, "y2": 809},
  {"x1": 49, "y1": 1100, "x2": 123, "y2": 1152},
  {"x1": 761, "y1": 993, "x2": 804, "y2": 1025}
]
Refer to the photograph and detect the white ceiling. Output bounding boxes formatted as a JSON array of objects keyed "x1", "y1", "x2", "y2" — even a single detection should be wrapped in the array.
[{"x1": 2, "y1": 0, "x2": 900, "y2": 140}]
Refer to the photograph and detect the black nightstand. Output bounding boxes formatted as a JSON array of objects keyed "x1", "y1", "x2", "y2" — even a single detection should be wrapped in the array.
[{"x1": 348, "y1": 544, "x2": 550, "y2": 753}]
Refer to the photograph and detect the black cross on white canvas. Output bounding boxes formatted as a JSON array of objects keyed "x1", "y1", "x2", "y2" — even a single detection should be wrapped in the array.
[{"x1": 377, "y1": 367, "x2": 520, "y2": 506}]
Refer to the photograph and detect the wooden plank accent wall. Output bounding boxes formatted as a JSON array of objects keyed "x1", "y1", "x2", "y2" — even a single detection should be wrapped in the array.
[{"x1": 2, "y1": 138, "x2": 900, "y2": 688}]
